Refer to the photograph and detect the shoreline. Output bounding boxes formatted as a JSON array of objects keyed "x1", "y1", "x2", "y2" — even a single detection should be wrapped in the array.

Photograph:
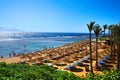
[
  {"x1": 0, "y1": 39, "x2": 117, "y2": 77},
  {"x1": 0, "y1": 39, "x2": 88, "y2": 58},
  {"x1": 0, "y1": 39, "x2": 89, "y2": 58},
  {"x1": 0, "y1": 40, "x2": 88, "y2": 62},
  {"x1": 0, "y1": 32, "x2": 90, "y2": 57}
]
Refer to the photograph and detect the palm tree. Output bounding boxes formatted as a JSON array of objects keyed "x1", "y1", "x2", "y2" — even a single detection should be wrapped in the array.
[
  {"x1": 108, "y1": 25, "x2": 112, "y2": 39},
  {"x1": 87, "y1": 21, "x2": 95, "y2": 73},
  {"x1": 113, "y1": 25, "x2": 117, "y2": 61},
  {"x1": 103, "y1": 24, "x2": 107, "y2": 37},
  {"x1": 111, "y1": 25, "x2": 117, "y2": 62},
  {"x1": 108, "y1": 25, "x2": 113, "y2": 57},
  {"x1": 116, "y1": 23, "x2": 120, "y2": 70},
  {"x1": 93, "y1": 24, "x2": 102, "y2": 69}
]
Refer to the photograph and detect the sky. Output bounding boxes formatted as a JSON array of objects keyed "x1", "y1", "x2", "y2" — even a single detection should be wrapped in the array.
[{"x1": 0, "y1": 0, "x2": 120, "y2": 33}]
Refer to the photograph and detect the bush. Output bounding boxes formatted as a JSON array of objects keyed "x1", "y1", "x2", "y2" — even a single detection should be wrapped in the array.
[
  {"x1": 0, "y1": 62, "x2": 120, "y2": 80},
  {"x1": 86, "y1": 69, "x2": 120, "y2": 80},
  {"x1": 0, "y1": 63, "x2": 82, "y2": 80}
]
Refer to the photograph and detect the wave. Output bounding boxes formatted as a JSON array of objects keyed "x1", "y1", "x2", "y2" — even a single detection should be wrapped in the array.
[
  {"x1": 0, "y1": 32, "x2": 89, "y2": 41},
  {"x1": 0, "y1": 38, "x2": 21, "y2": 41}
]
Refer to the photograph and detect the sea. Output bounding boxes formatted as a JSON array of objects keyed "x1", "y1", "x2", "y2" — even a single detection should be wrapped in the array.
[{"x1": 0, "y1": 32, "x2": 90, "y2": 57}]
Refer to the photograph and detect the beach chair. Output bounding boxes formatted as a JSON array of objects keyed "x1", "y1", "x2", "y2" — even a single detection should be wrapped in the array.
[
  {"x1": 94, "y1": 54, "x2": 111, "y2": 69},
  {"x1": 64, "y1": 65, "x2": 76, "y2": 70}
]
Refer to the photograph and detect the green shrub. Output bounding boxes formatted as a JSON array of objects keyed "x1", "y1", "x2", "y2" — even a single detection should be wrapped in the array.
[
  {"x1": 0, "y1": 62, "x2": 120, "y2": 80},
  {"x1": 0, "y1": 63, "x2": 82, "y2": 80},
  {"x1": 86, "y1": 69, "x2": 120, "y2": 80}
]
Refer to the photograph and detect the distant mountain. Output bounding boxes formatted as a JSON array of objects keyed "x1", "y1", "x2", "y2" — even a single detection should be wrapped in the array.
[{"x1": 0, "y1": 27, "x2": 23, "y2": 32}]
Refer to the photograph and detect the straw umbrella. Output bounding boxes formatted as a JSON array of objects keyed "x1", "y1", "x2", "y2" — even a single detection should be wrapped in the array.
[
  {"x1": 67, "y1": 57, "x2": 75, "y2": 63},
  {"x1": 55, "y1": 60, "x2": 67, "y2": 66},
  {"x1": 32, "y1": 59, "x2": 43, "y2": 65}
]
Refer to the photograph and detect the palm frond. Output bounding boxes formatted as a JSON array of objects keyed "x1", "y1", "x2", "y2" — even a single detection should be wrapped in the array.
[
  {"x1": 103, "y1": 24, "x2": 107, "y2": 30},
  {"x1": 87, "y1": 21, "x2": 95, "y2": 32},
  {"x1": 93, "y1": 24, "x2": 102, "y2": 36},
  {"x1": 108, "y1": 25, "x2": 113, "y2": 30}
]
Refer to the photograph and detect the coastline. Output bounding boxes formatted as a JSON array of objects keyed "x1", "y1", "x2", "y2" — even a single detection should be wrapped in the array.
[
  {"x1": 0, "y1": 39, "x2": 117, "y2": 77},
  {"x1": 0, "y1": 32, "x2": 89, "y2": 57},
  {"x1": 0, "y1": 40, "x2": 88, "y2": 63}
]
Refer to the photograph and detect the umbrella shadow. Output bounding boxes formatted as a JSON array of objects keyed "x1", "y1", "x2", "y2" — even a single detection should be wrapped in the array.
[
  {"x1": 83, "y1": 60, "x2": 90, "y2": 63},
  {"x1": 53, "y1": 66, "x2": 58, "y2": 69},
  {"x1": 70, "y1": 67, "x2": 83, "y2": 72},
  {"x1": 107, "y1": 57, "x2": 113, "y2": 60},
  {"x1": 104, "y1": 60, "x2": 113, "y2": 64},
  {"x1": 56, "y1": 64, "x2": 67, "y2": 66},
  {"x1": 98, "y1": 63, "x2": 114, "y2": 70},
  {"x1": 103, "y1": 64, "x2": 113, "y2": 67},
  {"x1": 67, "y1": 61, "x2": 74, "y2": 63},
  {"x1": 77, "y1": 63, "x2": 89, "y2": 67}
]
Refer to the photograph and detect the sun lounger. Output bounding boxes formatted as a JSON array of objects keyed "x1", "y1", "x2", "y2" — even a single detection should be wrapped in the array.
[
  {"x1": 94, "y1": 54, "x2": 110, "y2": 68},
  {"x1": 64, "y1": 65, "x2": 75, "y2": 70},
  {"x1": 47, "y1": 63, "x2": 53, "y2": 67}
]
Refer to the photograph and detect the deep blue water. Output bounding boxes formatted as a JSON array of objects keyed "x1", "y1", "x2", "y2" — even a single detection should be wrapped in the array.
[{"x1": 0, "y1": 32, "x2": 89, "y2": 57}]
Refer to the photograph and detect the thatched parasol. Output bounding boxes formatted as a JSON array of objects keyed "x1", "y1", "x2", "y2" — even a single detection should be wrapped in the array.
[
  {"x1": 67, "y1": 57, "x2": 75, "y2": 63},
  {"x1": 31, "y1": 59, "x2": 43, "y2": 65},
  {"x1": 55, "y1": 60, "x2": 66, "y2": 66}
]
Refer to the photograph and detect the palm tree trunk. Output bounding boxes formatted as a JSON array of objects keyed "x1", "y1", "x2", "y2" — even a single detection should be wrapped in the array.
[
  {"x1": 96, "y1": 37, "x2": 98, "y2": 69},
  {"x1": 113, "y1": 33, "x2": 116, "y2": 61},
  {"x1": 109, "y1": 30, "x2": 110, "y2": 39},
  {"x1": 109, "y1": 30, "x2": 110, "y2": 45},
  {"x1": 104, "y1": 30, "x2": 105, "y2": 37},
  {"x1": 118, "y1": 37, "x2": 120, "y2": 70},
  {"x1": 118, "y1": 34, "x2": 120, "y2": 70},
  {"x1": 89, "y1": 32, "x2": 93, "y2": 73},
  {"x1": 117, "y1": 36, "x2": 119, "y2": 69},
  {"x1": 110, "y1": 31, "x2": 113, "y2": 58},
  {"x1": 117, "y1": 35, "x2": 119, "y2": 69}
]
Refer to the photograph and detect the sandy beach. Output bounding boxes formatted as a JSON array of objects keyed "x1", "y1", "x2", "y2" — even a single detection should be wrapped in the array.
[
  {"x1": 0, "y1": 57, "x2": 21, "y2": 64},
  {"x1": 0, "y1": 40, "x2": 117, "y2": 77}
]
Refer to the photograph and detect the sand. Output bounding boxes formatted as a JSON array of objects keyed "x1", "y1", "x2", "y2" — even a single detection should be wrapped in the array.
[{"x1": 0, "y1": 57, "x2": 21, "y2": 64}]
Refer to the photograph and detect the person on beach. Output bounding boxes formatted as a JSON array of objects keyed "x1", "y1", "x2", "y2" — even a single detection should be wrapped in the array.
[
  {"x1": 9, "y1": 53, "x2": 11, "y2": 57},
  {"x1": 12, "y1": 51, "x2": 16, "y2": 56},
  {"x1": 13, "y1": 53, "x2": 16, "y2": 56},
  {"x1": 0, "y1": 56, "x2": 3, "y2": 58}
]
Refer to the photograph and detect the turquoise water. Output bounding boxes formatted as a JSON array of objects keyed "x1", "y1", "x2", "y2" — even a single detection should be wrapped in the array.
[{"x1": 0, "y1": 32, "x2": 89, "y2": 57}]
